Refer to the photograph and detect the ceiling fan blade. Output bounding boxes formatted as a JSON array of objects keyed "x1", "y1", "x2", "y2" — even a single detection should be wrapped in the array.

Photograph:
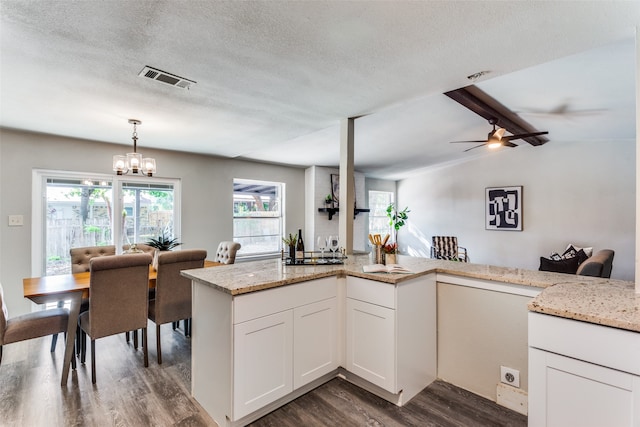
[
  {"x1": 503, "y1": 141, "x2": 518, "y2": 148},
  {"x1": 450, "y1": 140, "x2": 487, "y2": 143},
  {"x1": 464, "y1": 144, "x2": 487, "y2": 152},
  {"x1": 502, "y1": 131, "x2": 549, "y2": 141}
]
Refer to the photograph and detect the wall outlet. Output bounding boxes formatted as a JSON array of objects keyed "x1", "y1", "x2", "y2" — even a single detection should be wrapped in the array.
[
  {"x1": 8, "y1": 215, "x2": 24, "y2": 226},
  {"x1": 500, "y1": 366, "x2": 520, "y2": 388}
]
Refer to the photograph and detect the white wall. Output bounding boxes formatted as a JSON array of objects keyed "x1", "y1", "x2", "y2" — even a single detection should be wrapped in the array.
[
  {"x1": 306, "y1": 166, "x2": 367, "y2": 251},
  {"x1": 0, "y1": 128, "x2": 306, "y2": 315},
  {"x1": 398, "y1": 139, "x2": 635, "y2": 281}
]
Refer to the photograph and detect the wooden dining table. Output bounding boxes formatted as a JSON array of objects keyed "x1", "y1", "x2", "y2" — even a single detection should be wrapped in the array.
[{"x1": 22, "y1": 260, "x2": 221, "y2": 386}]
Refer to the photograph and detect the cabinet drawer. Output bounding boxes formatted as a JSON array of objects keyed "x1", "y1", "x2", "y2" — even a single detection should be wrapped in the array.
[
  {"x1": 347, "y1": 276, "x2": 395, "y2": 309},
  {"x1": 234, "y1": 276, "x2": 337, "y2": 324},
  {"x1": 529, "y1": 312, "x2": 640, "y2": 375}
]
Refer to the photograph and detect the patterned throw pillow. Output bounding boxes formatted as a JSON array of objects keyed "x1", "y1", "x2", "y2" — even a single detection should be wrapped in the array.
[
  {"x1": 566, "y1": 244, "x2": 593, "y2": 258},
  {"x1": 562, "y1": 245, "x2": 589, "y2": 265}
]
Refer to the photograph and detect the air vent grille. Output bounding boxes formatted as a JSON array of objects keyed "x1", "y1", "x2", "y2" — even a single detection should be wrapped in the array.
[{"x1": 138, "y1": 66, "x2": 196, "y2": 90}]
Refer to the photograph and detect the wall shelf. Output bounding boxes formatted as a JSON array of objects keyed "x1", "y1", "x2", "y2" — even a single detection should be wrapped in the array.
[{"x1": 318, "y1": 207, "x2": 370, "y2": 220}]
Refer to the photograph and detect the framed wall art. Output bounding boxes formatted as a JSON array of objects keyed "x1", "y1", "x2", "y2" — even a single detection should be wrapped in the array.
[{"x1": 486, "y1": 186, "x2": 522, "y2": 231}]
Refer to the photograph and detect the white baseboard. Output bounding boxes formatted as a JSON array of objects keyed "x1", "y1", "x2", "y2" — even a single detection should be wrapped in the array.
[{"x1": 496, "y1": 382, "x2": 528, "y2": 415}]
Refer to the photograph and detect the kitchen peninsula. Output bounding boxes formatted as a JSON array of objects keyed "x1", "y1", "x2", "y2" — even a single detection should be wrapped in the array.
[{"x1": 182, "y1": 255, "x2": 640, "y2": 427}]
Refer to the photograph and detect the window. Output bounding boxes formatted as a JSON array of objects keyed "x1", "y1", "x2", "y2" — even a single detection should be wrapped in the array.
[
  {"x1": 33, "y1": 170, "x2": 180, "y2": 277},
  {"x1": 233, "y1": 179, "x2": 284, "y2": 257},
  {"x1": 368, "y1": 190, "x2": 394, "y2": 241}
]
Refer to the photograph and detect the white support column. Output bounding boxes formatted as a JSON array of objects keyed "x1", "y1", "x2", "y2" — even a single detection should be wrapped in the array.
[
  {"x1": 635, "y1": 27, "x2": 640, "y2": 294},
  {"x1": 339, "y1": 118, "x2": 355, "y2": 254}
]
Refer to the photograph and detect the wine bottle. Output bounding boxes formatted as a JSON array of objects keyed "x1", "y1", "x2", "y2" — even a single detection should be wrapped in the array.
[{"x1": 296, "y1": 229, "x2": 305, "y2": 263}]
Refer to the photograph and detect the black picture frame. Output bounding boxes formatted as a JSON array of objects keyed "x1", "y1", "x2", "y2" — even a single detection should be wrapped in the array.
[{"x1": 486, "y1": 186, "x2": 522, "y2": 231}]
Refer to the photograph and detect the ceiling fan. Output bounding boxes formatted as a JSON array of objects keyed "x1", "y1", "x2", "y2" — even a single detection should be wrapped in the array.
[
  {"x1": 450, "y1": 118, "x2": 549, "y2": 152},
  {"x1": 444, "y1": 85, "x2": 550, "y2": 152}
]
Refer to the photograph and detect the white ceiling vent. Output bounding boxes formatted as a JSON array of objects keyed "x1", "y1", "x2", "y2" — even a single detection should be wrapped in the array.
[{"x1": 138, "y1": 66, "x2": 196, "y2": 90}]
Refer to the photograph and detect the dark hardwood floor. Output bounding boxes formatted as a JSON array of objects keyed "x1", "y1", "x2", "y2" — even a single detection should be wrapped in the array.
[{"x1": 0, "y1": 325, "x2": 526, "y2": 427}]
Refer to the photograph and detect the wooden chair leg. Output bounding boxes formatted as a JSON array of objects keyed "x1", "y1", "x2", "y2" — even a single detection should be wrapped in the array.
[
  {"x1": 125, "y1": 331, "x2": 130, "y2": 342},
  {"x1": 156, "y1": 324, "x2": 162, "y2": 364},
  {"x1": 50, "y1": 333, "x2": 58, "y2": 352},
  {"x1": 143, "y1": 328, "x2": 148, "y2": 368},
  {"x1": 91, "y1": 339, "x2": 96, "y2": 384},
  {"x1": 133, "y1": 330, "x2": 138, "y2": 349},
  {"x1": 1, "y1": 345, "x2": 3, "y2": 365}
]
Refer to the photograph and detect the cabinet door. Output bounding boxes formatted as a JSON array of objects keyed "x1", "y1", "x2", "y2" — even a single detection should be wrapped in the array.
[
  {"x1": 529, "y1": 348, "x2": 640, "y2": 427},
  {"x1": 346, "y1": 298, "x2": 396, "y2": 392},
  {"x1": 293, "y1": 297, "x2": 338, "y2": 389},
  {"x1": 233, "y1": 310, "x2": 293, "y2": 419}
]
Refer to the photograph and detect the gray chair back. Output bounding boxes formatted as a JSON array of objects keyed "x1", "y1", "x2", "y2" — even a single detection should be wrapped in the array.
[
  {"x1": 0, "y1": 282, "x2": 68, "y2": 363},
  {"x1": 152, "y1": 250, "x2": 207, "y2": 325},
  {"x1": 84, "y1": 253, "x2": 151, "y2": 339},
  {"x1": 214, "y1": 241, "x2": 241, "y2": 264},
  {"x1": 70, "y1": 245, "x2": 116, "y2": 273}
]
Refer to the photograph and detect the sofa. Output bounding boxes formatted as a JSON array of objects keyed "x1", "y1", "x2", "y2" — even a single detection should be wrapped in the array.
[{"x1": 539, "y1": 247, "x2": 614, "y2": 278}]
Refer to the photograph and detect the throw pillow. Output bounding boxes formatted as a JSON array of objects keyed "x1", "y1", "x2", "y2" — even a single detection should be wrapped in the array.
[
  {"x1": 575, "y1": 248, "x2": 589, "y2": 265},
  {"x1": 539, "y1": 256, "x2": 581, "y2": 274},
  {"x1": 566, "y1": 244, "x2": 593, "y2": 258},
  {"x1": 561, "y1": 246, "x2": 578, "y2": 259}
]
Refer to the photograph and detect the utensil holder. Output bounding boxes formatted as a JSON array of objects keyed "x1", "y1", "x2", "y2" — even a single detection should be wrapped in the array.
[{"x1": 374, "y1": 245, "x2": 383, "y2": 264}]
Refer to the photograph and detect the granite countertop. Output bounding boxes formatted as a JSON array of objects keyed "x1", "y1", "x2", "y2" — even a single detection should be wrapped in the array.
[{"x1": 181, "y1": 254, "x2": 640, "y2": 333}]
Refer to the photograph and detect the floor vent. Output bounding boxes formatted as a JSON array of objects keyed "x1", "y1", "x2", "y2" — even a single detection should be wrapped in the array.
[{"x1": 138, "y1": 66, "x2": 196, "y2": 90}]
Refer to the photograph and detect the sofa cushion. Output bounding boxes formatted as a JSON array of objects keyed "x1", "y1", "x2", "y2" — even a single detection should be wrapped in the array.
[{"x1": 539, "y1": 256, "x2": 581, "y2": 274}]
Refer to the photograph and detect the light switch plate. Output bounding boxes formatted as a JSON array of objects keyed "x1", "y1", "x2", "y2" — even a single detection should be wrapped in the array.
[{"x1": 8, "y1": 215, "x2": 24, "y2": 226}]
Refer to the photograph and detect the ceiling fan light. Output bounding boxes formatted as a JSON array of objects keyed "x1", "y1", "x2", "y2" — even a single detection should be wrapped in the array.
[{"x1": 487, "y1": 141, "x2": 502, "y2": 149}]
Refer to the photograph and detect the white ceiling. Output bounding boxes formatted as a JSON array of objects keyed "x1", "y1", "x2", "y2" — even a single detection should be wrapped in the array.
[{"x1": 0, "y1": 1, "x2": 638, "y2": 180}]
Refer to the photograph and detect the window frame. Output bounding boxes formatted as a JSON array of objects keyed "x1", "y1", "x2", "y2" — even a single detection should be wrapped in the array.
[
  {"x1": 368, "y1": 190, "x2": 395, "y2": 243},
  {"x1": 32, "y1": 169, "x2": 181, "y2": 276},
  {"x1": 233, "y1": 178, "x2": 285, "y2": 258}
]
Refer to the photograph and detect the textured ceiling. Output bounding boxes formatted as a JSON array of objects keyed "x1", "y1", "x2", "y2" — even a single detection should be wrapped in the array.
[{"x1": 0, "y1": 1, "x2": 638, "y2": 179}]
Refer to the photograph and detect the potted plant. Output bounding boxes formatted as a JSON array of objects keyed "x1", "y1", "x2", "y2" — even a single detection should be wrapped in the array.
[
  {"x1": 282, "y1": 233, "x2": 298, "y2": 262},
  {"x1": 386, "y1": 203, "x2": 410, "y2": 254},
  {"x1": 382, "y1": 243, "x2": 398, "y2": 264},
  {"x1": 324, "y1": 194, "x2": 333, "y2": 207},
  {"x1": 147, "y1": 232, "x2": 182, "y2": 269}
]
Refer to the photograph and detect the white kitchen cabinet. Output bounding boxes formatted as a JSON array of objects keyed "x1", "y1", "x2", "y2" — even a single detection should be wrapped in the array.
[
  {"x1": 293, "y1": 297, "x2": 339, "y2": 389},
  {"x1": 232, "y1": 276, "x2": 338, "y2": 420},
  {"x1": 233, "y1": 310, "x2": 293, "y2": 419},
  {"x1": 529, "y1": 312, "x2": 640, "y2": 427},
  {"x1": 345, "y1": 274, "x2": 436, "y2": 403},
  {"x1": 346, "y1": 297, "x2": 396, "y2": 391}
]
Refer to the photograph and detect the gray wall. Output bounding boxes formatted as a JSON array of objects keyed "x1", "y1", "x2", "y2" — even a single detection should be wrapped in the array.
[
  {"x1": 0, "y1": 128, "x2": 306, "y2": 316},
  {"x1": 397, "y1": 138, "x2": 635, "y2": 281}
]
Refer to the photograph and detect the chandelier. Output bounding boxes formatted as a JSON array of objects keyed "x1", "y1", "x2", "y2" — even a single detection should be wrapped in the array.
[{"x1": 112, "y1": 119, "x2": 156, "y2": 176}]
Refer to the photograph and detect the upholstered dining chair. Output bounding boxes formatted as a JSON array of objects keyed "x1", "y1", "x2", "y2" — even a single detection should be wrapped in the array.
[
  {"x1": 79, "y1": 253, "x2": 151, "y2": 383},
  {"x1": 431, "y1": 236, "x2": 469, "y2": 262},
  {"x1": 149, "y1": 249, "x2": 207, "y2": 364},
  {"x1": 0, "y1": 282, "x2": 70, "y2": 366},
  {"x1": 213, "y1": 241, "x2": 241, "y2": 264},
  {"x1": 48, "y1": 245, "x2": 118, "y2": 354},
  {"x1": 70, "y1": 245, "x2": 117, "y2": 273}
]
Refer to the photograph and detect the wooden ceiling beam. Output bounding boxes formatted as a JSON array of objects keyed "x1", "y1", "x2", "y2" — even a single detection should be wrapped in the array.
[{"x1": 444, "y1": 85, "x2": 549, "y2": 146}]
